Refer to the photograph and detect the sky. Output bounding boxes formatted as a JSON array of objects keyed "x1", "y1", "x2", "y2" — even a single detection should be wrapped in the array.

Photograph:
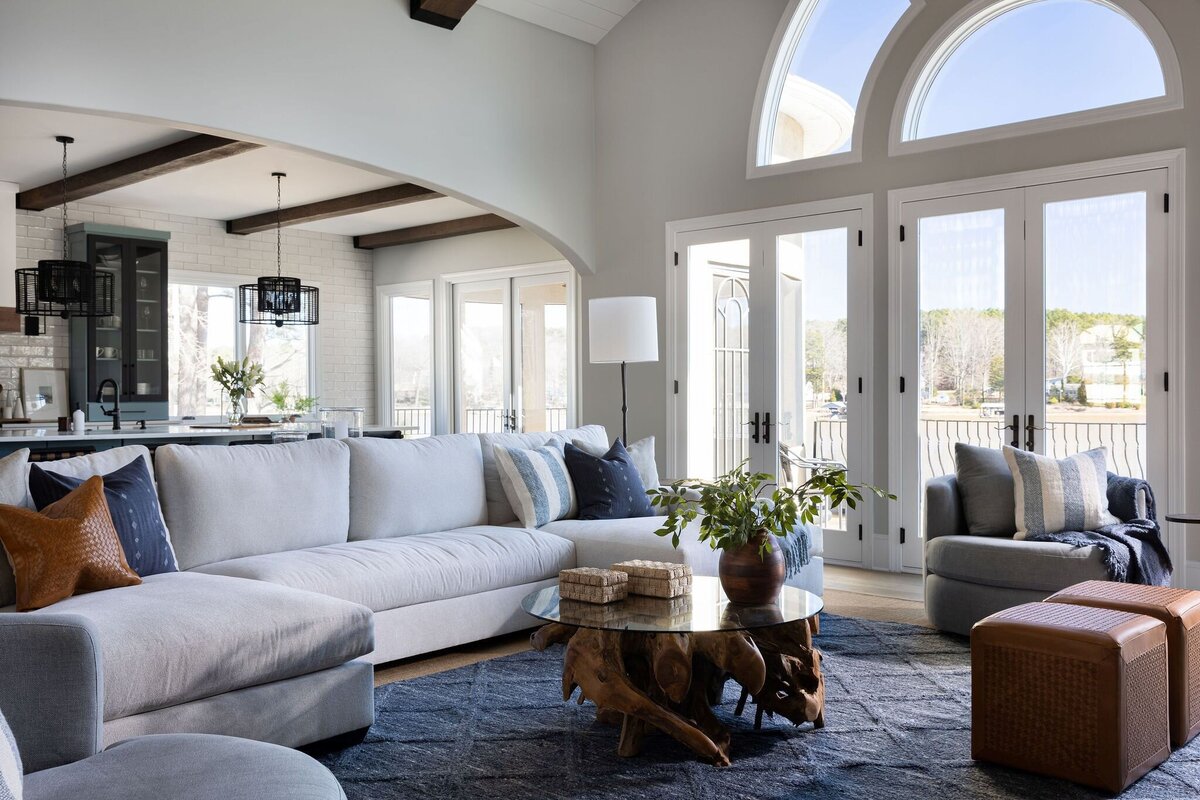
[{"x1": 788, "y1": 0, "x2": 1164, "y2": 141}]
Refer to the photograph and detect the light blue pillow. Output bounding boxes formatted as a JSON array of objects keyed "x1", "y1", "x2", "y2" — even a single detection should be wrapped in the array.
[
  {"x1": 0, "y1": 705, "x2": 22, "y2": 800},
  {"x1": 1003, "y1": 446, "x2": 1118, "y2": 539},
  {"x1": 494, "y1": 444, "x2": 577, "y2": 528}
]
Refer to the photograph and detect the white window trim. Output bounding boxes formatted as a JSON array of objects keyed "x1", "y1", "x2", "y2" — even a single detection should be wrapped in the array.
[
  {"x1": 376, "y1": 280, "x2": 436, "y2": 433},
  {"x1": 885, "y1": 149, "x2": 1187, "y2": 576},
  {"x1": 746, "y1": 0, "x2": 923, "y2": 179},
  {"x1": 436, "y1": 260, "x2": 578, "y2": 436},
  {"x1": 169, "y1": 268, "x2": 321, "y2": 421},
  {"x1": 889, "y1": 0, "x2": 1184, "y2": 157}
]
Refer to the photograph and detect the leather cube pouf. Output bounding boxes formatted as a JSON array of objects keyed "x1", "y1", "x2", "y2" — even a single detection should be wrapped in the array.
[
  {"x1": 972, "y1": 603, "x2": 1169, "y2": 793},
  {"x1": 1046, "y1": 580, "x2": 1200, "y2": 747}
]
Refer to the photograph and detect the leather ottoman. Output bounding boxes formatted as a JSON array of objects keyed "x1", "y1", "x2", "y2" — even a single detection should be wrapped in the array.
[
  {"x1": 972, "y1": 602, "x2": 1169, "y2": 793},
  {"x1": 1046, "y1": 580, "x2": 1200, "y2": 747}
]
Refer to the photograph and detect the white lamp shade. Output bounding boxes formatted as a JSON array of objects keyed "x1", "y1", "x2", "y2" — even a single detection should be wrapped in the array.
[{"x1": 589, "y1": 296, "x2": 659, "y2": 364}]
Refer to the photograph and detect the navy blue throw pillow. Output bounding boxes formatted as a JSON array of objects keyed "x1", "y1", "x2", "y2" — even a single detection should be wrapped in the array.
[
  {"x1": 29, "y1": 458, "x2": 178, "y2": 577},
  {"x1": 564, "y1": 439, "x2": 655, "y2": 521}
]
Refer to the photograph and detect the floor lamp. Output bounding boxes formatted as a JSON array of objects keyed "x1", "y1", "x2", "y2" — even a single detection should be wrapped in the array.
[{"x1": 588, "y1": 296, "x2": 659, "y2": 444}]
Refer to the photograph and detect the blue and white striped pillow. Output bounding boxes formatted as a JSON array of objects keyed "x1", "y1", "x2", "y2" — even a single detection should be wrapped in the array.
[
  {"x1": 494, "y1": 444, "x2": 577, "y2": 528},
  {"x1": 0, "y1": 705, "x2": 22, "y2": 800},
  {"x1": 1003, "y1": 446, "x2": 1118, "y2": 539}
]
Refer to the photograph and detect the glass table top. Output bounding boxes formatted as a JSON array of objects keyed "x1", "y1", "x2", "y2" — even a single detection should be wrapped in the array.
[{"x1": 521, "y1": 575, "x2": 823, "y2": 633}]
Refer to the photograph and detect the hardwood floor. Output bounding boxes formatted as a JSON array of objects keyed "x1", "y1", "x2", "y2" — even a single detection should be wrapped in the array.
[{"x1": 374, "y1": 567, "x2": 929, "y2": 686}]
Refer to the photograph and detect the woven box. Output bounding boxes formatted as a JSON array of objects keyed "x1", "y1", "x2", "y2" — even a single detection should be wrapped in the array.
[
  {"x1": 611, "y1": 560, "x2": 692, "y2": 598},
  {"x1": 559, "y1": 567, "x2": 628, "y2": 604},
  {"x1": 1045, "y1": 580, "x2": 1200, "y2": 747},
  {"x1": 625, "y1": 594, "x2": 694, "y2": 627},
  {"x1": 972, "y1": 602, "x2": 1169, "y2": 793}
]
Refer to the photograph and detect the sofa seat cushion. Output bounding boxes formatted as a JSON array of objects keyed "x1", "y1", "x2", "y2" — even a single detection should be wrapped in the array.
[
  {"x1": 24, "y1": 733, "x2": 345, "y2": 800},
  {"x1": 192, "y1": 526, "x2": 576, "y2": 612},
  {"x1": 14, "y1": 573, "x2": 373, "y2": 721},
  {"x1": 539, "y1": 516, "x2": 721, "y2": 576},
  {"x1": 925, "y1": 534, "x2": 1109, "y2": 592}
]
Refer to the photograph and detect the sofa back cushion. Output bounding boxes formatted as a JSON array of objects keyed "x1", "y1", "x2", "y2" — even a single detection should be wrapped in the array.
[
  {"x1": 478, "y1": 425, "x2": 608, "y2": 524},
  {"x1": 954, "y1": 443, "x2": 1016, "y2": 536},
  {"x1": 0, "y1": 449, "x2": 31, "y2": 608},
  {"x1": 0, "y1": 705, "x2": 20, "y2": 800},
  {"x1": 155, "y1": 440, "x2": 350, "y2": 569},
  {"x1": 347, "y1": 434, "x2": 487, "y2": 539}
]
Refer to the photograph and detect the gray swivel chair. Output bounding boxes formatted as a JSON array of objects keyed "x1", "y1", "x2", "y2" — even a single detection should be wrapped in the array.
[
  {"x1": 0, "y1": 613, "x2": 346, "y2": 800},
  {"x1": 923, "y1": 472, "x2": 1146, "y2": 636}
]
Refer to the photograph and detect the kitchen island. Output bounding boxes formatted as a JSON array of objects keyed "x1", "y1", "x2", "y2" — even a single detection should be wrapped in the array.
[{"x1": 0, "y1": 423, "x2": 411, "y2": 459}]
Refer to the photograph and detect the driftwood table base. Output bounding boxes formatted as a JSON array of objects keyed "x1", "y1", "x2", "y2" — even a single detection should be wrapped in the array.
[{"x1": 530, "y1": 617, "x2": 823, "y2": 766}]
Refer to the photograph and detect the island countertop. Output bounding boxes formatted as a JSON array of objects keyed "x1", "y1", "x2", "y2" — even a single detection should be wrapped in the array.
[{"x1": 0, "y1": 423, "x2": 410, "y2": 452}]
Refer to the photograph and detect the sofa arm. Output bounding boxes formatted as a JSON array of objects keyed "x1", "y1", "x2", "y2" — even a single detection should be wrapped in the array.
[
  {"x1": 0, "y1": 613, "x2": 104, "y2": 773},
  {"x1": 925, "y1": 474, "x2": 967, "y2": 541}
]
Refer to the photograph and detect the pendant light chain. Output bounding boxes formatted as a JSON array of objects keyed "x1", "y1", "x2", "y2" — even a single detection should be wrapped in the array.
[
  {"x1": 276, "y1": 173, "x2": 283, "y2": 280},
  {"x1": 60, "y1": 138, "x2": 69, "y2": 258}
]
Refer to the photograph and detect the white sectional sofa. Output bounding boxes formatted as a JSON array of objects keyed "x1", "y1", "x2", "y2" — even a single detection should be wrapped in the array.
[{"x1": 0, "y1": 424, "x2": 823, "y2": 751}]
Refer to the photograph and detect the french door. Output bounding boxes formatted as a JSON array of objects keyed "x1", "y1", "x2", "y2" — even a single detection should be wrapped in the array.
[
  {"x1": 452, "y1": 271, "x2": 574, "y2": 434},
  {"x1": 897, "y1": 170, "x2": 1170, "y2": 570},
  {"x1": 673, "y1": 209, "x2": 871, "y2": 565}
]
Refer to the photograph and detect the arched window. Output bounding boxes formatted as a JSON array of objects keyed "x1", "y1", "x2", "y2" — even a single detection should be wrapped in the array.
[
  {"x1": 899, "y1": 0, "x2": 1177, "y2": 147},
  {"x1": 752, "y1": 0, "x2": 911, "y2": 172}
]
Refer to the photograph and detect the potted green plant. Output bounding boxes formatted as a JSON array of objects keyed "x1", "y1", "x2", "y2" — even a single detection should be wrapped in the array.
[
  {"x1": 648, "y1": 463, "x2": 890, "y2": 604},
  {"x1": 293, "y1": 395, "x2": 319, "y2": 418},
  {"x1": 266, "y1": 381, "x2": 293, "y2": 420},
  {"x1": 210, "y1": 356, "x2": 265, "y2": 425}
]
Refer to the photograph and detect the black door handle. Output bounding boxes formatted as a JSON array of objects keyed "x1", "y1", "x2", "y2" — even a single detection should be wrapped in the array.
[
  {"x1": 763, "y1": 411, "x2": 772, "y2": 444},
  {"x1": 748, "y1": 411, "x2": 760, "y2": 444}
]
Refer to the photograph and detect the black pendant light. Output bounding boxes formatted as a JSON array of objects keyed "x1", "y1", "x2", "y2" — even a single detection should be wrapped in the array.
[
  {"x1": 15, "y1": 136, "x2": 115, "y2": 336},
  {"x1": 238, "y1": 172, "x2": 319, "y2": 327}
]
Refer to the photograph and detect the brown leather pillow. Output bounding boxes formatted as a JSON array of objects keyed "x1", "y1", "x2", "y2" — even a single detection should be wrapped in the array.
[{"x1": 0, "y1": 475, "x2": 140, "y2": 610}]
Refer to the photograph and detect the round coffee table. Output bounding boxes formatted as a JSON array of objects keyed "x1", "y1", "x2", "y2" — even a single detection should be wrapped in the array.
[{"x1": 521, "y1": 576, "x2": 824, "y2": 766}]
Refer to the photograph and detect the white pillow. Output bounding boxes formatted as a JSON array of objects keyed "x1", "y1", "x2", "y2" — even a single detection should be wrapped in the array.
[
  {"x1": 0, "y1": 706, "x2": 21, "y2": 800},
  {"x1": 571, "y1": 436, "x2": 659, "y2": 490},
  {"x1": 494, "y1": 444, "x2": 577, "y2": 528},
  {"x1": 0, "y1": 448, "x2": 31, "y2": 609},
  {"x1": 1003, "y1": 446, "x2": 1119, "y2": 539}
]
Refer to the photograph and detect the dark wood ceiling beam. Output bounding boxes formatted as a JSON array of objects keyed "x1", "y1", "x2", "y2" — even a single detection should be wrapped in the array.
[
  {"x1": 354, "y1": 214, "x2": 516, "y2": 249},
  {"x1": 16, "y1": 134, "x2": 260, "y2": 211},
  {"x1": 226, "y1": 183, "x2": 442, "y2": 235},
  {"x1": 410, "y1": 0, "x2": 477, "y2": 30}
]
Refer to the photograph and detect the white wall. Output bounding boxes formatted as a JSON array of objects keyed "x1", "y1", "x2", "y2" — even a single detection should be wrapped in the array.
[
  {"x1": 373, "y1": 227, "x2": 565, "y2": 284},
  {"x1": 587, "y1": 0, "x2": 1198, "y2": 544},
  {"x1": 9, "y1": 203, "x2": 375, "y2": 419},
  {"x1": 0, "y1": 0, "x2": 596, "y2": 272}
]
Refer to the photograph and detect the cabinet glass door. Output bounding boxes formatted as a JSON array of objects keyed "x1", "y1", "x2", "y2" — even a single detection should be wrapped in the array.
[
  {"x1": 130, "y1": 242, "x2": 167, "y2": 400},
  {"x1": 90, "y1": 238, "x2": 126, "y2": 402}
]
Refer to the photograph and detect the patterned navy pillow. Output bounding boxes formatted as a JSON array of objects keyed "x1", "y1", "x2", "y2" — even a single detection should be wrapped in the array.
[
  {"x1": 29, "y1": 457, "x2": 178, "y2": 576},
  {"x1": 564, "y1": 439, "x2": 655, "y2": 521}
]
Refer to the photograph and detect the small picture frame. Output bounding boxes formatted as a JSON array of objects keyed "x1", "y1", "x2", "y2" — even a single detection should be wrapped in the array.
[{"x1": 21, "y1": 368, "x2": 69, "y2": 422}]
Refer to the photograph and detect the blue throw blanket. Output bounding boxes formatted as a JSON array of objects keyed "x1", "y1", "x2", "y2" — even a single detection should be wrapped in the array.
[{"x1": 1026, "y1": 475, "x2": 1172, "y2": 586}]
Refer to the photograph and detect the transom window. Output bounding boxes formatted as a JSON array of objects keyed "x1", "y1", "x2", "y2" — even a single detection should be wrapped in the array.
[
  {"x1": 756, "y1": 0, "x2": 909, "y2": 167},
  {"x1": 902, "y1": 0, "x2": 1167, "y2": 143}
]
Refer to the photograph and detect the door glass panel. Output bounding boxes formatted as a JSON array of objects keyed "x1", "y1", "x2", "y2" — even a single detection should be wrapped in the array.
[
  {"x1": 456, "y1": 284, "x2": 507, "y2": 433},
  {"x1": 1043, "y1": 191, "x2": 1147, "y2": 476},
  {"x1": 390, "y1": 291, "x2": 433, "y2": 436},
  {"x1": 92, "y1": 241, "x2": 124, "y2": 398},
  {"x1": 918, "y1": 209, "x2": 1008, "y2": 483},
  {"x1": 167, "y1": 283, "x2": 236, "y2": 417},
  {"x1": 685, "y1": 240, "x2": 751, "y2": 479},
  {"x1": 777, "y1": 228, "x2": 849, "y2": 534},
  {"x1": 516, "y1": 278, "x2": 569, "y2": 433},
  {"x1": 132, "y1": 245, "x2": 163, "y2": 398}
]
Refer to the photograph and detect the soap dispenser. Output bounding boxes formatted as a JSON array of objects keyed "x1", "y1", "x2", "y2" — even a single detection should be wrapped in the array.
[{"x1": 72, "y1": 403, "x2": 85, "y2": 433}]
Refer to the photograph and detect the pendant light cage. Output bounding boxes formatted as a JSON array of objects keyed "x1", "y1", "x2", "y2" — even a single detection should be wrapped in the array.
[
  {"x1": 16, "y1": 136, "x2": 115, "y2": 328},
  {"x1": 238, "y1": 172, "x2": 320, "y2": 327}
]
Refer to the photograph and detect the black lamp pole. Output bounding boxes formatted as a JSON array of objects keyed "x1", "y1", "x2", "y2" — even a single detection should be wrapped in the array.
[{"x1": 620, "y1": 360, "x2": 628, "y2": 445}]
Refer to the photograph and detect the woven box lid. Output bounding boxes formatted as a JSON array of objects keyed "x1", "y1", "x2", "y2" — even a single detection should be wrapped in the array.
[
  {"x1": 560, "y1": 567, "x2": 628, "y2": 587},
  {"x1": 611, "y1": 560, "x2": 692, "y2": 580}
]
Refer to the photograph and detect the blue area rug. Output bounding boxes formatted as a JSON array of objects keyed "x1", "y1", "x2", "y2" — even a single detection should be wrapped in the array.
[{"x1": 320, "y1": 615, "x2": 1200, "y2": 798}]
